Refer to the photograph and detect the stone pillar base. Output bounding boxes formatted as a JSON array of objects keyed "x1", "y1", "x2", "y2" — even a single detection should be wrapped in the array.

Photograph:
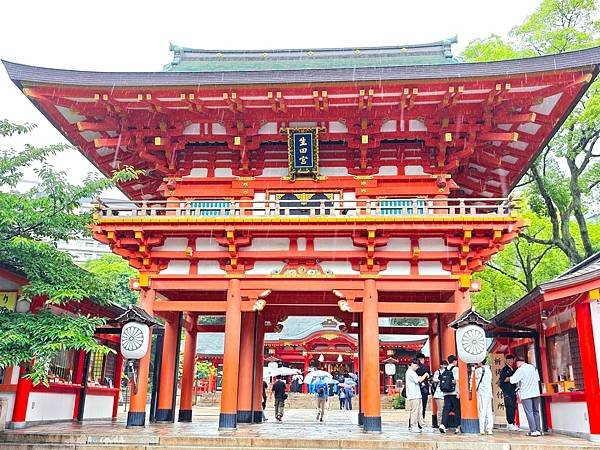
[
  {"x1": 218, "y1": 412, "x2": 237, "y2": 430},
  {"x1": 178, "y1": 409, "x2": 192, "y2": 422},
  {"x1": 155, "y1": 408, "x2": 173, "y2": 422},
  {"x1": 236, "y1": 410, "x2": 252, "y2": 423},
  {"x1": 460, "y1": 417, "x2": 480, "y2": 434},
  {"x1": 363, "y1": 416, "x2": 381, "y2": 432},
  {"x1": 126, "y1": 411, "x2": 146, "y2": 427},
  {"x1": 358, "y1": 412, "x2": 364, "y2": 426}
]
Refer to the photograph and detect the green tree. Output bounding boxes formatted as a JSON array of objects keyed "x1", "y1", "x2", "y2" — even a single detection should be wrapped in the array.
[
  {"x1": 462, "y1": 0, "x2": 600, "y2": 265},
  {"x1": 0, "y1": 119, "x2": 140, "y2": 384},
  {"x1": 83, "y1": 254, "x2": 139, "y2": 307},
  {"x1": 0, "y1": 310, "x2": 109, "y2": 385}
]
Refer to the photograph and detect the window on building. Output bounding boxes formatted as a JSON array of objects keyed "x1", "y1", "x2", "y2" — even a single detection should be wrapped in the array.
[
  {"x1": 48, "y1": 349, "x2": 75, "y2": 383},
  {"x1": 0, "y1": 367, "x2": 5, "y2": 384},
  {"x1": 546, "y1": 329, "x2": 584, "y2": 391},
  {"x1": 88, "y1": 343, "x2": 118, "y2": 388}
]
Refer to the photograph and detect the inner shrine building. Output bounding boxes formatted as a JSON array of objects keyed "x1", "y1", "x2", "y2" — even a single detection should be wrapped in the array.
[{"x1": 4, "y1": 39, "x2": 599, "y2": 433}]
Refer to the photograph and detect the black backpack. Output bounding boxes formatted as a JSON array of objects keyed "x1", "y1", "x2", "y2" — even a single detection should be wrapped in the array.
[{"x1": 439, "y1": 367, "x2": 455, "y2": 393}]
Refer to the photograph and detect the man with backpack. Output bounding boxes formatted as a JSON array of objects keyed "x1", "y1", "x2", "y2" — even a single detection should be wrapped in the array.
[
  {"x1": 314, "y1": 376, "x2": 328, "y2": 422},
  {"x1": 439, "y1": 355, "x2": 461, "y2": 434},
  {"x1": 271, "y1": 375, "x2": 287, "y2": 422},
  {"x1": 431, "y1": 360, "x2": 448, "y2": 427}
]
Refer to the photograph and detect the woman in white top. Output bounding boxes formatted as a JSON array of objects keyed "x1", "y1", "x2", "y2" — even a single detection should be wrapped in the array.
[{"x1": 475, "y1": 359, "x2": 494, "y2": 435}]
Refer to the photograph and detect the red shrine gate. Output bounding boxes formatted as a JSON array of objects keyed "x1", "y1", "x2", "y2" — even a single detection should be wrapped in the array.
[{"x1": 4, "y1": 40, "x2": 599, "y2": 432}]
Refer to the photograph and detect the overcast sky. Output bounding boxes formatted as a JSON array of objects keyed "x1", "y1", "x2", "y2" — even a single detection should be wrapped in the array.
[{"x1": 0, "y1": 0, "x2": 541, "y2": 198}]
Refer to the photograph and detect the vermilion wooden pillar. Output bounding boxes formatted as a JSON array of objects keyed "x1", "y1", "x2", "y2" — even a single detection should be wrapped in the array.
[
  {"x1": 112, "y1": 353, "x2": 124, "y2": 420},
  {"x1": 455, "y1": 289, "x2": 479, "y2": 433},
  {"x1": 155, "y1": 317, "x2": 179, "y2": 422},
  {"x1": 178, "y1": 315, "x2": 198, "y2": 422},
  {"x1": 10, "y1": 366, "x2": 32, "y2": 428},
  {"x1": 237, "y1": 312, "x2": 256, "y2": 423},
  {"x1": 358, "y1": 316, "x2": 364, "y2": 426},
  {"x1": 302, "y1": 352, "x2": 309, "y2": 393},
  {"x1": 440, "y1": 314, "x2": 455, "y2": 359},
  {"x1": 127, "y1": 288, "x2": 155, "y2": 427},
  {"x1": 252, "y1": 314, "x2": 265, "y2": 423},
  {"x1": 576, "y1": 301, "x2": 600, "y2": 442},
  {"x1": 362, "y1": 279, "x2": 381, "y2": 432},
  {"x1": 219, "y1": 278, "x2": 242, "y2": 429},
  {"x1": 72, "y1": 350, "x2": 86, "y2": 419}
]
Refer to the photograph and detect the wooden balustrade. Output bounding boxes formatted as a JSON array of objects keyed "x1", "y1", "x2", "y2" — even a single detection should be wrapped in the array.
[{"x1": 94, "y1": 197, "x2": 518, "y2": 219}]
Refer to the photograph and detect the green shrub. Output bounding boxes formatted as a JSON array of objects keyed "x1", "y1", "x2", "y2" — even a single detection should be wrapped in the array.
[{"x1": 392, "y1": 394, "x2": 405, "y2": 410}]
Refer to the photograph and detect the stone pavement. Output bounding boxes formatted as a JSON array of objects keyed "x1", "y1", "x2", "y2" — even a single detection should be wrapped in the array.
[{"x1": 1, "y1": 406, "x2": 599, "y2": 449}]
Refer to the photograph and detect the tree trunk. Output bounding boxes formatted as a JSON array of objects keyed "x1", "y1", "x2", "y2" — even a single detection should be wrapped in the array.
[
  {"x1": 559, "y1": 205, "x2": 583, "y2": 265},
  {"x1": 566, "y1": 156, "x2": 594, "y2": 258}
]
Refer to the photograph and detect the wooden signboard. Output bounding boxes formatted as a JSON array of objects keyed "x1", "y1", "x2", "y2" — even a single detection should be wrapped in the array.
[
  {"x1": 491, "y1": 353, "x2": 507, "y2": 425},
  {"x1": 0, "y1": 291, "x2": 17, "y2": 311}
]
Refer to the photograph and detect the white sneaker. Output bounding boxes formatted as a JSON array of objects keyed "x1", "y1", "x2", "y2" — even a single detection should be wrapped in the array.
[
  {"x1": 486, "y1": 431, "x2": 493, "y2": 435},
  {"x1": 530, "y1": 431, "x2": 542, "y2": 437},
  {"x1": 409, "y1": 427, "x2": 422, "y2": 433},
  {"x1": 439, "y1": 424, "x2": 446, "y2": 433}
]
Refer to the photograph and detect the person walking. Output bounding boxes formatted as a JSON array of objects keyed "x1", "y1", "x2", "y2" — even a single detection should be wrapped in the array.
[
  {"x1": 475, "y1": 359, "x2": 494, "y2": 435},
  {"x1": 405, "y1": 358, "x2": 430, "y2": 433},
  {"x1": 498, "y1": 354, "x2": 519, "y2": 431},
  {"x1": 439, "y1": 355, "x2": 461, "y2": 434},
  {"x1": 271, "y1": 375, "x2": 287, "y2": 422},
  {"x1": 506, "y1": 356, "x2": 542, "y2": 437},
  {"x1": 431, "y1": 360, "x2": 447, "y2": 428},
  {"x1": 314, "y1": 376, "x2": 328, "y2": 422},
  {"x1": 416, "y1": 353, "x2": 431, "y2": 420},
  {"x1": 338, "y1": 385, "x2": 346, "y2": 409},
  {"x1": 344, "y1": 385, "x2": 354, "y2": 410},
  {"x1": 262, "y1": 379, "x2": 268, "y2": 421}
]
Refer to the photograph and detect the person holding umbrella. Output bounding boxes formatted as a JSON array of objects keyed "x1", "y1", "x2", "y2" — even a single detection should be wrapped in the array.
[{"x1": 314, "y1": 376, "x2": 328, "y2": 422}]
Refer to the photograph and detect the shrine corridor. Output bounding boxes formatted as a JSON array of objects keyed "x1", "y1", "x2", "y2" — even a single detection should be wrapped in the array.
[{"x1": 1, "y1": 406, "x2": 598, "y2": 449}]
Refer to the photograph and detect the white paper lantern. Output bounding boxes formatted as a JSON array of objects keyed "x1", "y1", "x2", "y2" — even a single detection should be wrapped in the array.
[
  {"x1": 268, "y1": 361, "x2": 279, "y2": 370},
  {"x1": 15, "y1": 299, "x2": 31, "y2": 313},
  {"x1": 120, "y1": 322, "x2": 150, "y2": 360},
  {"x1": 384, "y1": 363, "x2": 396, "y2": 376},
  {"x1": 456, "y1": 324, "x2": 487, "y2": 364}
]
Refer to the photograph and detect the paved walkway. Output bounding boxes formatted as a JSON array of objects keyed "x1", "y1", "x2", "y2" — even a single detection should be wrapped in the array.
[{"x1": 1, "y1": 406, "x2": 599, "y2": 449}]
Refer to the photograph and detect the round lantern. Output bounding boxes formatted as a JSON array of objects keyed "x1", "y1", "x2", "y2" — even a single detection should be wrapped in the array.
[
  {"x1": 384, "y1": 363, "x2": 396, "y2": 376},
  {"x1": 15, "y1": 299, "x2": 31, "y2": 313},
  {"x1": 268, "y1": 361, "x2": 279, "y2": 370},
  {"x1": 120, "y1": 321, "x2": 150, "y2": 360},
  {"x1": 456, "y1": 324, "x2": 487, "y2": 364}
]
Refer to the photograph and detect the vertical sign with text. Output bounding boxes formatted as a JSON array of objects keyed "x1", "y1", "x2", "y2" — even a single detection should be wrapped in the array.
[
  {"x1": 282, "y1": 127, "x2": 323, "y2": 180},
  {"x1": 491, "y1": 353, "x2": 507, "y2": 425}
]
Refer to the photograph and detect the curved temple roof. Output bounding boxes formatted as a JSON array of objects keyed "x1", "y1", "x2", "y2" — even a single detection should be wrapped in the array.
[
  {"x1": 3, "y1": 46, "x2": 599, "y2": 86},
  {"x1": 2, "y1": 45, "x2": 600, "y2": 200}
]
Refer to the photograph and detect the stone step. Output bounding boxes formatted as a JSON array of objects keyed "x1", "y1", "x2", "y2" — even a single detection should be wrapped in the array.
[{"x1": 1, "y1": 434, "x2": 598, "y2": 450}]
